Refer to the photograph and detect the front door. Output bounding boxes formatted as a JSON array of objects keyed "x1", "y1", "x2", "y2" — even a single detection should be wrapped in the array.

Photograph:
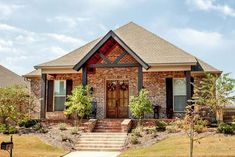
[{"x1": 106, "y1": 80, "x2": 129, "y2": 118}]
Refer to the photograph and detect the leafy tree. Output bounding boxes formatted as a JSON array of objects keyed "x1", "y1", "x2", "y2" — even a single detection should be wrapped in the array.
[
  {"x1": 130, "y1": 89, "x2": 153, "y2": 125},
  {"x1": 0, "y1": 85, "x2": 34, "y2": 125},
  {"x1": 193, "y1": 73, "x2": 235, "y2": 123},
  {"x1": 64, "y1": 86, "x2": 91, "y2": 127}
]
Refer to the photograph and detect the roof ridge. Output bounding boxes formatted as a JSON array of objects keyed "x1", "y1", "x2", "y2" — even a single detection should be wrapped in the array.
[{"x1": 121, "y1": 22, "x2": 196, "y2": 60}]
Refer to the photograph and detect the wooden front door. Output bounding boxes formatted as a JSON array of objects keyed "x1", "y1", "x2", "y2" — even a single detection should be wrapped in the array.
[{"x1": 106, "y1": 80, "x2": 129, "y2": 118}]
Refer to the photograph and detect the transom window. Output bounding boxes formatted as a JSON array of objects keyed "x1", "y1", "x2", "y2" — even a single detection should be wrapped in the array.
[
  {"x1": 54, "y1": 80, "x2": 66, "y2": 111},
  {"x1": 173, "y1": 78, "x2": 187, "y2": 112}
]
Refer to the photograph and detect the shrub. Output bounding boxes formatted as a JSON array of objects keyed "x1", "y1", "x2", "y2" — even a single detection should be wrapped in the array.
[
  {"x1": 64, "y1": 86, "x2": 91, "y2": 127},
  {"x1": 129, "y1": 135, "x2": 139, "y2": 144},
  {"x1": 0, "y1": 85, "x2": 36, "y2": 125},
  {"x1": 193, "y1": 119, "x2": 208, "y2": 133},
  {"x1": 194, "y1": 124, "x2": 204, "y2": 133},
  {"x1": 131, "y1": 126, "x2": 142, "y2": 137},
  {"x1": 232, "y1": 115, "x2": 235, "y2": 122},
  {"x1": 218, "y1": 123, "x2": 234, "y2": 134},
  {"x1": 71, "y1": 128, "x2": 80, "y2": 135},
  {"x1": 59, "y1": 123, "x2": 67, "y2": 131},
  {"x1": 166, "y1": 125, "x2": 181, "y2": 133},
  {"x1": 0, "y1": 124, "x2": 17, "y2": 134},
  {"x1": 172, "y1": 119, "x2": 184, "y2": 129},
  {"x1": 144, "y1": 127, "x2": 156, "y2": 134},
  {"x1": 19, "y1": 119, "x2": 39, "y2": 128},
  {"x1": 155, "y1": 120, "x2": 167, "y2": 132},
  {"x1": 129, "y1": 89, "x2": 153, "y2": 125}
]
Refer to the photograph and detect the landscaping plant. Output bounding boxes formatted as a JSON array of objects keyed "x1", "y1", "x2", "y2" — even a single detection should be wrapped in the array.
[
  {"x1": 218, "y1": 123, "x2": 234, "y2": 134},
  {"x1": 193, "y1": 73, "x2": 235, "y2": 123},
  {"x1": 155, "y1": 120, "x2": 167, "y2": 132},
  {"x1": 129, "y1": 89, "x2": 153, "y2": 126},
  {"x1": 64, "y1": 86, "x2": 91, "y2": 127},
  {"x1": 183, "y1": 104, "x2": 210, "y2": 157}
]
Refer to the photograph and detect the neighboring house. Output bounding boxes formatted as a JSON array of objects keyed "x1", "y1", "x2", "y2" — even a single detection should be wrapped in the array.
[
  {"x1": 0, "y1": 65, "x2": 27, "y2": 88},
  {"x1": 24, "y1": 22, "x2": 221, "y2": 120}
]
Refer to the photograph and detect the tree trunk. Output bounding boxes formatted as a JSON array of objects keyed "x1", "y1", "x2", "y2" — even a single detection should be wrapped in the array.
[
  {"x1": 216, "y1": 109, "x2": 224, "y2": 124},
  {"x1": 189, "y1": 120, "x2": 194, "y2": 157}
]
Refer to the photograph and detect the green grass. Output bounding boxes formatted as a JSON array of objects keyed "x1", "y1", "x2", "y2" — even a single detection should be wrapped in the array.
[
  {"x1": 119, "y1": 135, "x2": 235, "y2": 157},
  {"x1": 0, "y1": 135, "x2": 66, "y2": 157}
]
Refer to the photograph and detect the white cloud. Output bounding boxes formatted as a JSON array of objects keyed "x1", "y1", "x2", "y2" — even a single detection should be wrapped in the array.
[
  {"x1": 187, "y1": 0, "x2": 235, "y2": 17},
  {"x1": 45, "y1": 33, "x2": 85, "y2": 45},
  {"x1": 168, "y1": 27, "x2": 223, "y2": 48},
  {"x1": 40, "y1": 46, "x2": 67, "y2": 56},
  {"x1": 0, "y1": 3, "x2": 24, "y2": 19},
  {"x1": 47, "y1": 16, "x2": 91, "y2": 29}
]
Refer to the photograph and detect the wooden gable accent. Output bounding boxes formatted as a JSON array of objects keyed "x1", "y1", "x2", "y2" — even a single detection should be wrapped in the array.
[
  {"x1": 73, "y1": 30, "x2": 149, "y2": 71},
  {"x1": 86, "y1": 37, "x2": 139, "y2": 74}
]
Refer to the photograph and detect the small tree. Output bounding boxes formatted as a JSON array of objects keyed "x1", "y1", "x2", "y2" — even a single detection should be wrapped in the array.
[
  {"x1": 64, "y1": 86, "x2": 91, "y2": 127},
  {"x1": 0, "y1": 85, "x2": 34, "y2": 125},
  {"x1": 193, "y1": 73, "x2": 235, "y2": 123},
  {"x1": 183, "y1": 104, "x2": 210, "y2": 157},
  {"x1": 130, "y1": 89, "x2": 153, "y2": 126}
]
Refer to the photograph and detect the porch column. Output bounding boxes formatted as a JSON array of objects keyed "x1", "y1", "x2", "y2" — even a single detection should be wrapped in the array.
[
  {"x1": 40, "y1": 74, "x2": 47, "y2": 119},
  {"x1": 138, "y1": 65, "x2": 143, "y2": 92},
  {"x1": 185, "y1": 71, "x2": 192, "y2": 102},
  {"x1": 82, "y1": 66, "x2": 87, "y2": 86}
]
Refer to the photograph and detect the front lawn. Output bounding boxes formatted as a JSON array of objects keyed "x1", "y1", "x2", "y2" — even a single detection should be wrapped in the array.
[
  {"x1": 119, "y1": 134, "x2": 235, "y2": 157},
  {"x1": 0, "y1": 135, "x2": 66, "y2": 157}
]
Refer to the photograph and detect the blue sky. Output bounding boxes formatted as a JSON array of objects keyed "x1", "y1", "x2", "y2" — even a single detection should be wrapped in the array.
[{"x1": 0, "y1": 0, "x2": 234, "y2": 78}]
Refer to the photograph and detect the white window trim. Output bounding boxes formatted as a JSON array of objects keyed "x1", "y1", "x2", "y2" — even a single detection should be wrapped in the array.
[
  {"x1": 173, "y1": 78, "x2": 187, "y2": 113},
  {"x1": 53, "y1": 80, "x2": 66, "y2": 111}
]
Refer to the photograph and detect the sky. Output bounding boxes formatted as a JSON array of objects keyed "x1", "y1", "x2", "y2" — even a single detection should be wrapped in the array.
[{"x1": 0, "y1": 0, "x2": 234, "y2": 78}]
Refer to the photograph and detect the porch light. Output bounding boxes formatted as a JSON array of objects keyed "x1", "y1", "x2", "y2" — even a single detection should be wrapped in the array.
[{"x1": 89, "y1": 87, "x2": 94, "y2": 95}]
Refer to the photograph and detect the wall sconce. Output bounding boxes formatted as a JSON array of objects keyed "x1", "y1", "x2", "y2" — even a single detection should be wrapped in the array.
[{"x1": 89, "y1": 87, "x2": 94, "y2": 95}]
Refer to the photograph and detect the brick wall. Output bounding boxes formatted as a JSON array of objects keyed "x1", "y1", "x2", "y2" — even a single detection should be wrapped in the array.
[
  {"x1": 143, "y1": 71, "x2": 185, "y2": 118},
  {"x1": 30, "y1": 70, "x2": 196, "y2": 119},
  {"x1": 88, "y1": 67, "x2": 138, "y2": 119}
]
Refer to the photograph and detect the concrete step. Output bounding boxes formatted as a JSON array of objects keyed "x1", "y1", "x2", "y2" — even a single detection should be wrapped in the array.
[
  {"x1": 75, "y1": 132, "x2": 127, "y2": 151},
  {"x1": 77, "y1": 140, "x2": 125, "y2": 145}
]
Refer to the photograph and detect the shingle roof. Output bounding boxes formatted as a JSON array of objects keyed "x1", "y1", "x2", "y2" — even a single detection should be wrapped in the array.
[
  {"x1": 35, "y1": 22, "x2": 219, "y2": 73},
  {"x1": 192, "y1": 58, "x2": 221, "y2": 73},
  {"x1": 23, "y1": 69, "x2": 41, "y2": 78},
  {"x1": 0, "y1": 65, "x2": 27, "y2": 88}
]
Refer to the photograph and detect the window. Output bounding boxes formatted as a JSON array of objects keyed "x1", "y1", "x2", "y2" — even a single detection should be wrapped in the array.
[
  {"x1": 173, "y1": 78, "x2": 187, "y2": 112},
  {"x1": 54, "y1": 80, "x2": 66, "y2": 111}
]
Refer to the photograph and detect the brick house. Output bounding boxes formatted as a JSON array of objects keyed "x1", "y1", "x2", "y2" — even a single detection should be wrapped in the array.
[{"x1": 24, "y1": 22, "x2": 221, "y2": 120}]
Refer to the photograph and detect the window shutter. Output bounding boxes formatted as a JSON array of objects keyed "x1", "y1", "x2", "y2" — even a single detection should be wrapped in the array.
[
  {"x1": 191, "y1": 77, "x2": 194, "y2": 97},
  {"x1": 47, "y1": 80, "x2": 54, "y2": 112},
  {"x1": 66, "y1": 80, "x2": 73, "y2": 97},
  {"x1": 166, "y1": 78, "x2": 173, "y2": 118}
]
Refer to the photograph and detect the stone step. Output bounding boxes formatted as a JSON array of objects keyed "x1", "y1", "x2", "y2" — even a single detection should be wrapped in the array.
[
  {"x1": 75, "y1": 132, "x2": 127, "y2": 151},
  {"x1": 95, "y1": 126, "x2": 121, "y2": 129},
  {"x1": 81, "y1": 132, "x2": 127, "y2": 136},
  {"x1": 94, "y1": 129, "x2": 122, "y2": 132},
  {"x1": 76, "y1": 143, "x2": 124, "y2": 149},
  {"x1": 77, "y1": 140, "x2": 125, "y2": 145},
  {"x1": 76, "y1": 147, "x2": 123, "y2": 151}
]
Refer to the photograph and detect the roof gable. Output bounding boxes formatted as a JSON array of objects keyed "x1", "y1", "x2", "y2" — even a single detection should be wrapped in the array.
[
  {"x1": 73, "y1": 30, "x2": 149, "y2": 71},
  {"x1": 35, "y1": 22, "x2": 220, "y2": 73},
  {"x1": 0, "y1": 65, "x2": 26, "y2": 88}
]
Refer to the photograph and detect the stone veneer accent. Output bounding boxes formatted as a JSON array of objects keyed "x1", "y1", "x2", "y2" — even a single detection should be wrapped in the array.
[{"x1": 29, "y1": 78, "x2": 41, "y2": 118}]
